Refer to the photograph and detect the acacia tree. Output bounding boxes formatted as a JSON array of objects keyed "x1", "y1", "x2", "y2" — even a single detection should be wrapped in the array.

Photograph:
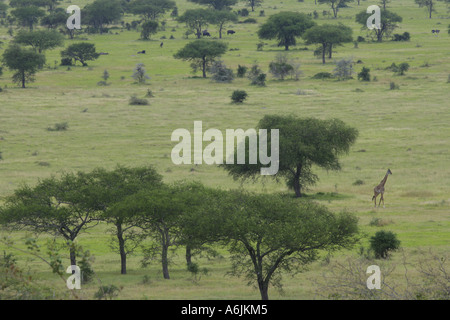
[
  {"x1": 174, "y1": 39, "x2": 228, "y2": 78},
  {"x1": 61, "y1": 42, "x2": 100, "y2": 66},
  {"x1": 83, "y1": 0, "x2": 123, "y2": 34},
  {"x1": 222, "y1": 115, "x2": 358, "y2": 198},
  {"x1": 114, "y1": 185, "x2": 185, "y2": 279},
  {"x1": 210, "y1": 10, "x2": 238, "y2": 38},
  {"x1": 200, "y1": 190, "x2": 359, "y2": 300},
  {"x1": 415, "y1": 0, "x2": 447, "y2": 19},
  {"x1": 11, "y1": 6, "x2": 46, "y2": 30},
  {"x1": 318, "y1": 0, "x2": 353, "y2": 18},
  {"x1": 303, "y1": 24, "x2": 353, "y2": 64},
  {"x1": 129, "y1": 0, "x2": 176, "y2": 21},
  {"x1": 355, "y1": 9, "x2": 402, "y2": 42},
  {"x1": 177, "y1": 8, "x2": 215, "y2": 39},
  {"x1": 14, "y1": 30, "x2": 64, "y2": 53},
  {"x1": 258, "y1": 12, "x2": 316, "y2": 51},
  {"x1": 1, "y1": 44, "x2": 45, "y2": 88},
  {"x1": 187, "y1": 0, "x2": 237, "y2": 10},
  {"x1": 0, "y1": 171, "x2": 101, "y2": 266},
  {"x1": 89, "y1": 166, "x2": 163, "y2": 275},
  {"x1": 243, "y1": 0, "x2": 263, "y2": 12}
]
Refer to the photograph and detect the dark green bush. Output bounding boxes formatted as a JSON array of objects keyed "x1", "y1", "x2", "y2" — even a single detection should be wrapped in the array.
[
  {"x1": 369, "y1": 230, "x2": 400, "y2": 259},
  {"x1": 312, "y1": 72, "x2": 333, "y2": 79},
  {"x1": 129, "y1": 95, "x2": 149, "y2": 105},
  {"x1": 357, "y1": 67, "x2": 371, "y2": 81},
  {"x1": 231, "y1": 90, "x2": 248, "y2": 103}
]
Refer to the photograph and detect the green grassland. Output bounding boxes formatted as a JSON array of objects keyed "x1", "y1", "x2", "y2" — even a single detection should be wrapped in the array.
[{"x1": 0, "y1": 0, "x2": 449, "y2": 299}]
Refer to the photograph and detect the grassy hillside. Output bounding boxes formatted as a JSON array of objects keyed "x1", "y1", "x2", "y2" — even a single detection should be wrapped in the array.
[{"x1": 0, "y1": 0, "x2": 449, "y2": 300}]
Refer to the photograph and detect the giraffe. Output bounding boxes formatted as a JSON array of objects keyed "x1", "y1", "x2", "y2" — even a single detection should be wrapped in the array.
[{"x1": 372, "y1": 169, "x2": 392, "y2": 208}]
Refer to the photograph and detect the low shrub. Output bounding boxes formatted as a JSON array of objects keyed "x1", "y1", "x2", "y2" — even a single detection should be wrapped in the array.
[
  {"x1": 231, "y1": 90, "x2": 248, "y2": 103},
  {"x1": 129, "y1": 95, "x2": 149, "y2": 105}
]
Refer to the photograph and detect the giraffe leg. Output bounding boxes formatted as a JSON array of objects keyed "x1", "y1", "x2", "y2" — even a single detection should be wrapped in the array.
[
  {"x1": 378, "y1": 195, "x2": 383, "y2": 207},
  {"x1": 381, "y1": 194, "x2": 385, "y2": 208},
  {"x1": 373, "y1": 194, "x2": 378, "y2": 207}
]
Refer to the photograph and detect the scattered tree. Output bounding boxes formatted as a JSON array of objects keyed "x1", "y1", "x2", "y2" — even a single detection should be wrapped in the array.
[
  {"x1": 355, "y1": 9, "x2": 402, "y2": 42},
  {"x1": 174, "y1": 39, "x2": 228, "y2": 78},
  {"x1": 1, "y1": 44, "x2": 45, "y2": 88},
  {"x1": 132, "y1": 63, "x2": 150, "y2": 83},
  {"x1": 303, "y1": 24, "x2": 353, "y2": 64},
  {"x1": 61, "y1": 43, "x2": 100, "y2": 67},
  {"x1": 177, "y1": 8, "x2": 215, "y2": 39},
  {"x1": 14, "y1": 30, "x2": 64, "y2": 53},
  {"x1": 204, "y1": 190, "x2": 359, "y2": 300},
  {"x1": 83, "y1": 0, "x2": 123, "y2": 34},
  {"x1": 129, "y1": 0, "x2": 176, "y2": 21},
  {"x1": 258, "y1": 12, "x2": 316, "y2": 51},
  {"x1": 187, "y1": 0, "x2": 237, "y2": 10},
  {"x1": 222, "y1": 115, "x2": 358, "y2": 197},
  {"x1": 140, "y1": 20, "x2": 159, "y2": 40},
  {"x1": 318, "y1": 0, "x2": 353, "y2": 18}
]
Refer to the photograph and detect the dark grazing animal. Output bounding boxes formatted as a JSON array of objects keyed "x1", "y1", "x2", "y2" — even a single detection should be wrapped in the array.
[
  {"x1": 137, "y1": 50, "x2": 146, "y2": 54},
  {"x1": 227, "y1": 30, "x2": 236, "y2": 35},
  {"x1": 202, "y1": 30, "x2": 211, "y2": 37}
]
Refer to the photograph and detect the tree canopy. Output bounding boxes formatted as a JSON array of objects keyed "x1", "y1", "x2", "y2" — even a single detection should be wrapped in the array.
[
  {"x1": 61, "y1": 42, "x2": 100, "y2": 66},
  {"x1": 222, "y1": 115, "x2": 359, "y2": 197},
  {"x1": 14, "y1": 29, "x2": 64, "y2": 53},
  {"x1": 1, "y1": 44, "x2": 46, "y2": 88},
  {"x1": 174, "y1": 39, "x2": 228, "y2": 78},
  {"x1": 303, "y1": 24, "x2": 353, "y2": 64},
  {"x1": 355, "y1": 9, "x2": 402, "y2": 42},
  {"x1": 187, "y1": 0, "x2": 237, "y2": 10},
  {"x1": 257, "y1": 12, "x2": 316, "y2": 50}
]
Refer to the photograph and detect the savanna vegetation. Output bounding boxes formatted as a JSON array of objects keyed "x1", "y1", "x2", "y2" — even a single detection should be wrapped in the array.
[{"x1": 0, "y1": 0, "x2": 449, "y2": 300}]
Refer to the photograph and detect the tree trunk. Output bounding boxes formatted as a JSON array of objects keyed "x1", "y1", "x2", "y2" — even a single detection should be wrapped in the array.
[
  {"x1": 21, "y1": 71, "x2": 26, "y2": 88},
  {"x1": 202, "y1": 57, "x2": 207, "y2": 78},
  {"x1": 322, "y1": 44, "x2": 326, "y2": 64},
  {"x1": 186, "y1": 245, "x2": 192, "y2": 266},
  {"x1": 293, "y1": 164, "x2": 302, "y2": 198},
  {"x1": 258, "y1": 281, "x2": 269, "y2": 300},
  {"x1": 162, "y1": 243, "x2": 170, "y2": 279},
  {"x1": 69, "y1": 244, "x2": 77, "y2": 267},
  {"x1": 328, "y1": 43, "x2": 332, "y2": 59},
  {"x1": 117, "y1": 224, "x2": 127, "y2": 275}
]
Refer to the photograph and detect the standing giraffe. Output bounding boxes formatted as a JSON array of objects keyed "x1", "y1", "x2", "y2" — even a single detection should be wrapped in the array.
[{"x1": 372, "y1": 169, "x2": 392, "y2": 208}]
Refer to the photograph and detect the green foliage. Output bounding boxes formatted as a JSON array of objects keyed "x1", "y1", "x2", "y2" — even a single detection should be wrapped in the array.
[
  {"x1": 236, "y1": 65, "x2": 248, "y2": 78},
  {"x1": 355, "y1": 9, "x2": 402, "y2": 42},
  {"x1": 174, "y1": 39, "x2": 228, "y2": 78},
  {"x1": 222, "y1": 115, "x2": 358, "y2": 197},
  {"x1": 357, "y1": 67, "x2": 371, "y2": 81},
  {"x1": 129, "y1": 95, "x2": 149, "y2": 105},
  {"x1": 269, "y1": 53, "x2": 294, "y2": 80},
  {"x1": 14, "y1": 30, "x2": 64, "y2": 53},
  {"x1": 11, "y1": 6, "x2": 46, "y2": 31},
  {"x1": 141, "y1": 20, "x2": 159, "y2": 40},
  {"x1": 231, "y1": 90, "x2": 248, "y2": 103},
  {"x1": 84, "y1": 0, "x2": 123, "y2": 34},
  {"x1": 312, "y1": 71, "x2": 333, "y2": 79},
  {"x1": 94, "y1": 285, "x2": 122, "y2": 300},
  {"x1": 209, "y1": 60, "x2": 234, "y2": 83},
  {"x1": 369, "y1": 230, "x2": 401, "y2": 259},
  {"x1": 47, "y1": 122, "x2": 69, "y2": 131},
  {"x1": 129, "y1": 0, "x2": 176, "y2": 21},
  {"x1": 258, "y1": 11, "x2": 316, "y2": 50},
  {"x1": 303, "y1": 23, "x2": 353, "y2": 64},
  {"x1": 1, "y1": 44, "x2": 45, "y2": 88},
  {"x1": 333, "y1": 58, "x2": 354, "y2": 80},
  {"x1": 132, "y1": 63, "x2": 150, "y2": 83},
  {"x1": 61, "y1": 42, "x2": 100, "y2": 67},
  {"x1": 247, "y1": 64, "x2": 266, "y2": 86},
  {"x1": 187, "y1": 0, "x2": 237, "y2": 10}
]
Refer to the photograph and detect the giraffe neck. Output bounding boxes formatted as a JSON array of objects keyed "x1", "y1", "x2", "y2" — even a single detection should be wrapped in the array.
[{"x1": 380, "y1": 173, "x2": 389, "y2": 187}]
